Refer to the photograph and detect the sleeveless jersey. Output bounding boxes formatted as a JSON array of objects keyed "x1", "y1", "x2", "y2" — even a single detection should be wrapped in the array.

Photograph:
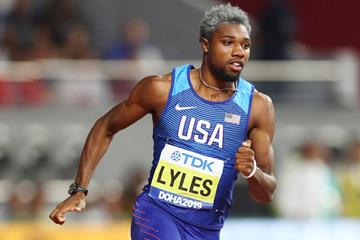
[{"x1": 144, "y1": 64, "x2": 254, "y2": 229}]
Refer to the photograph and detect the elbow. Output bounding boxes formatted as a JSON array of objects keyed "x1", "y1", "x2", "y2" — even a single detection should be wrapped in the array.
[
  {"x1": 259, "y1": 194, "x2": 274, "y2": 204},
  {"x1": 250, "y1": 192, "x2": 274, "y2": 204},
  {"x1": 95, "y1": 116, "x2": 114, "y2": 138},
  {"x1": 248, "y1": 173, "x2": 277, "y2": 204},
  {"x1": 249, "y1": 182, "x2": 277, "y2": 204}
]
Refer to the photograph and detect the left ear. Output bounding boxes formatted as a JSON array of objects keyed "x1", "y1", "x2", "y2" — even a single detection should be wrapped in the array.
[{"x1": 199, "y1": 37, "x2": 209, "y2": 53}]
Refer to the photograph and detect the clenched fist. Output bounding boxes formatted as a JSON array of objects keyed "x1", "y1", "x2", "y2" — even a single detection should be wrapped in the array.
[
  {"x1": 49, "y1": 192, "x2": 86, "y2": 225},
  {"x1": 235, "y1": 140, "x2": 257, "y2": 179}
]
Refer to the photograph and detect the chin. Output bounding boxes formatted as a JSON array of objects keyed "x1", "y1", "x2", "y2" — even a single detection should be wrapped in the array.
[
  {"x1": 223, "y1": 72, "x2": 240, "y2": 82},
  {"x1": 211, "y1": 64, "x2": 241, "y2": 82},
  {"x1": 219, "y1": 67, "x2": 241, "y2": 82}
]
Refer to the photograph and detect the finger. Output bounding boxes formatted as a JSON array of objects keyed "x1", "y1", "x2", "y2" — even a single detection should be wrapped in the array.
[
  {"x1": 236, "y1": 160, "x2": 253, "y2": 169},
  {"x1": 235, "y1": 155, "x2": 255, "y2": 167},
  {"x1": 71, "y1": 199, "x2": 86, "y2": 212},
  {"x1": 56, "y1": 215, "x2": 66, "y2": 224},
  {"x1": 57, "y1": 215, "x2": 66, "y2": 224},
  {"x1": 50, "y1": 205, "x2": 71, "y2": 224},
  {"x1": 51, "y1": 211, "x2": 66, "y2": 224},
  {"x1": 49, "y1": 209, "x2": 56, "y2": 219},
  {"x1": 72, "y1": 207, "x2": 82, "y2": 212},
  {"x1": 242, "y1": 140, "x2": 251, "y2": 148},
  {"x1": 236, "y1": 150, "x2": 255, "y2": 160},
  {"x1": 236, "y1": 162, "x2": 254, "y2": 175},
  {"x1": 237, "y1": 147, "x2": 250, "y2": 155},
  {"x1": 50, "y1": 207, "x2": 61, "y2": 221}
]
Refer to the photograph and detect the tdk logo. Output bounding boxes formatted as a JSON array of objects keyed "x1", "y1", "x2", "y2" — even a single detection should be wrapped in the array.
[
  {"x1": 171, "y1": 151, "x2": 214, "y2": 172},
  {"x1": 171, "y1": 151, "x2": 181, "y2": 161}
]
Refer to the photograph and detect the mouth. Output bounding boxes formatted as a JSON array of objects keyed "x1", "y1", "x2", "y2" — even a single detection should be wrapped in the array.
[{"x1": 228, "y1": 60, "x2": 244, "y2": 72}]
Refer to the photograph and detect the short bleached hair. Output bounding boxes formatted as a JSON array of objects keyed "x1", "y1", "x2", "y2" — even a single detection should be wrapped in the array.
[{"x1": 200, "y1": 3, "x2": 251, "y2": 39}]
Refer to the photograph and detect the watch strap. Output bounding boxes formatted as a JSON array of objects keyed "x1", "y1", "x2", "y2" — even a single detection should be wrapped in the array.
[{"x1": 68, "y1": 183, "x2": 88, "y2": 196}]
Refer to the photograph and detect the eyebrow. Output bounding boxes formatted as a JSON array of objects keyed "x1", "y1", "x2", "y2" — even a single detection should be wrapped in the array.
[{"x1": 220, "y1": 35, "x2": 251, "y2": 41}]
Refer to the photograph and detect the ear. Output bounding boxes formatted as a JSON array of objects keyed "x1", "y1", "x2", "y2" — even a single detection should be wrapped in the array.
[{"x1": 200, "y1": 37, "x2": 209, "y2": 53}]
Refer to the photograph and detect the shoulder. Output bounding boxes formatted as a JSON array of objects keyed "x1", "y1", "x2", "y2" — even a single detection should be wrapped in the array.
[
  {"x1": 138, "y1": 73, "x2": 172, "y2": 100},
  {"x1": 252, "y1": 90, "x2": 274, "y2": 110},
  {"x1": 128, "y1": 72, "x2": 172, "y2": 111},
  {"x1": 140, "y1": 73, "x2": 172, "y2": 93},
  {"x1": 249, "y1": 89, "x2": 275, "y2": 129}
]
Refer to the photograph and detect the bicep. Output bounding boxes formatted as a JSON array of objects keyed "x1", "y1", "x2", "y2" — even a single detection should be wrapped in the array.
[
  {"x1": 104, "y1": 99, "x2": 148, "y2": 135},
  {"x1": 102, "y1": 77, "x2": 161, "y2": 135},
  {"x1": 249, "y1": 95, "x2": 275, "y2": 174}
]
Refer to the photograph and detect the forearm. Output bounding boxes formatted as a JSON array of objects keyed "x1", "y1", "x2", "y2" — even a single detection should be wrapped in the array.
[
  {"x1": 75, "y1": 117, "x2": 113, "y2": 188},
  {"x1": 247, "y1": 168, "x2": 277, "y2": 203}
]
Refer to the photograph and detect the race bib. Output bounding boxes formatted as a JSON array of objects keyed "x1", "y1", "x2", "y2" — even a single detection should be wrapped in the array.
[{"x1": 148, "y1": 144, "x2": 224, "y2": 209}]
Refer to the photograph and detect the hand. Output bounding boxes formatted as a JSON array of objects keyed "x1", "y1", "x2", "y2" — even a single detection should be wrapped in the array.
[
  {"x1": 235, "y1": 140, "x2": 256, "y2": 177},
  {"x1": 49, "y1": 192, "x2": 86, "y2": 225}
]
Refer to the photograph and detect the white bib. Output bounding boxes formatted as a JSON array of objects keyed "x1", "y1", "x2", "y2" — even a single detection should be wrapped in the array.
[{"x1": 149, "y1": 144, "x2": 224, "y2": 209}]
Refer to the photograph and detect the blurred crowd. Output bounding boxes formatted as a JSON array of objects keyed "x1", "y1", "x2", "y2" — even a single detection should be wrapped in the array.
[
  {"x1": 0, "y1": 0, "x2": 355, "y2": 108},
  {"x1": 0, "y1": 0, "x2": 163, "y2": 61},
  {"x1": 0, "y1": 0, "x2": 163, "y2": 106},
  {"x1": 275, "y1": 131, "x2": 360, "y2": 218}
]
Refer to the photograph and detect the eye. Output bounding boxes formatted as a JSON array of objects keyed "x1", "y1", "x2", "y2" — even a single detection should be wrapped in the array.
[
  {"x1": 222, "y1": 40, "x2": 233, "y2": 46},
  {"x1": 242, "y1": 43, "x2": 251, "y2": 49}
]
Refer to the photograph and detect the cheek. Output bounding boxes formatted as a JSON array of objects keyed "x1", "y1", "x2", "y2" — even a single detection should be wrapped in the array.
[
  {"x1": 209, "y1": 53, "x2": 226, "y2": 68},
  {"x1": 210, "y1": 46, "x2": 230, "y2": 62},
  {"x1": 243, "y1": 49, "x2": 251, "y2": 62}
]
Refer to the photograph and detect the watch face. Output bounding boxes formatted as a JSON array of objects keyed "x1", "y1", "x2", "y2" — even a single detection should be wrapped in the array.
[
  {"x1": 68, "y1": 183, "x2": 76, "y2": 194},
  {"x1": 68, "y1": 183, "x2": 88, "y2": 196}
]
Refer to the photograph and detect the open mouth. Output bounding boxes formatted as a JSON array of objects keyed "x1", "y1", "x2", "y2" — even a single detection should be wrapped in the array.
[{"x1": 228, "y1": 61, "x2": 243, "y2": 72}]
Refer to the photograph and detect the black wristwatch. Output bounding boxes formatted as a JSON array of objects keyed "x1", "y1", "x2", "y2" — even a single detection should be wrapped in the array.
[{"x1": 68, "y1": 182, "x2": 88, "y2": 196}]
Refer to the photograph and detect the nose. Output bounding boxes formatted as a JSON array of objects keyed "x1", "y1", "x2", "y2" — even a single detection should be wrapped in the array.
[{"x1": 232, "y1": 44, "x2": 245, "y2": 58}]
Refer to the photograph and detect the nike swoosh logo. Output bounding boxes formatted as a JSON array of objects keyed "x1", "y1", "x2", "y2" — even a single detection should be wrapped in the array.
[{"x1": 175, "y1": 103, "x2": 197, "y2": 111}]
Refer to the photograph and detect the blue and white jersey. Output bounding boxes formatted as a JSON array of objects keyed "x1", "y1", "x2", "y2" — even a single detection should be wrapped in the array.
[{"x1": 144, "y1": 64, "x2": 254, "y2": 229}]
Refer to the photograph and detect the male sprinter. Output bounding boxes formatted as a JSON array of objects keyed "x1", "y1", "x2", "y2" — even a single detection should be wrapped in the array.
[{"x1": 50, "y1": 4, "x2": 277, "y2": 239}]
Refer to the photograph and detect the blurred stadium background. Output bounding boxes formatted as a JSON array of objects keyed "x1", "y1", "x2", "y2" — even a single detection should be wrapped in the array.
[{"x1": 0, "y1": 0, "x2": 360, "y2": 239}]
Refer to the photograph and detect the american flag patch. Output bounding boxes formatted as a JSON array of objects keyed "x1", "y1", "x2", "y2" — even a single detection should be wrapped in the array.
[{"x1": 224, "y1": 113, "x2": 241, "y2": 124}]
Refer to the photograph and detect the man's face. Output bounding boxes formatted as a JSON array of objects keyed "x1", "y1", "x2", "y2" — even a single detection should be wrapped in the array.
[{"x1": 202, "y1": 23, "x2": 251, "y2": 82}]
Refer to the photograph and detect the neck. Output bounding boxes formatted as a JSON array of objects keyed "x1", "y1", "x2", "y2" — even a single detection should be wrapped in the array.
[{"x1": 199, "y1": 67, "x2": 237, "y2": 92}]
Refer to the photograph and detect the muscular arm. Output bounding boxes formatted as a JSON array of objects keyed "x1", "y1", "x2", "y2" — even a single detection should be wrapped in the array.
[
  {"x1": 50, "y1": 74, "x2": 170, "y2": 224},
  {"x1": 75, "y1": 75, "x2": 169, "y2": 188},
  {"x1": 247, "y1": 92, "x2": 277, "y2": 203},
  {"x1": 235, "y1": 91, "x2": 277, "y2": 203}
]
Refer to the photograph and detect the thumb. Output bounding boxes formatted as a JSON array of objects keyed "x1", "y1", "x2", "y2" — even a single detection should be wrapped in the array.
[
  {"x1": 242, "y1": 140, "x2": 251, "y2": 148},
  {"x1": 73, "y1": 207, "x2": 83, "y2": 212}
]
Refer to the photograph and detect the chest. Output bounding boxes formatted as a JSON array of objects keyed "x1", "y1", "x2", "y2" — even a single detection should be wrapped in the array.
[{"x1": 158, "y1": 96, "x2": 248, "y2": 152}]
